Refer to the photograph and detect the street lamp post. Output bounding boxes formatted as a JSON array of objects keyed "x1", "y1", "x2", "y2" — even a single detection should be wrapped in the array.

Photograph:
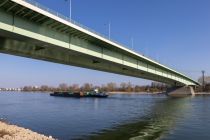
[
  {"x1": 108, "y1": 22, "x2": 111, "y2": 39},
  {"x1": 131, "y1": 37, "x2": 134, "y2": 50},
  {"x1": 104, "y1": 22, "x2": 111, "y2": 39},
  {"x1": 65, "y1": 0, "x2": 72, "y2": 20},
  {"x1": 69, "y1": 0, "x2": 72, "y2": 20}
]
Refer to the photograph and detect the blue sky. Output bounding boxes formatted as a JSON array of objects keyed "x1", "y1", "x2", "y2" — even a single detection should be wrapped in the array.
[{"x1": 0, "y1": 0, "x2": 210, "y2": 87}]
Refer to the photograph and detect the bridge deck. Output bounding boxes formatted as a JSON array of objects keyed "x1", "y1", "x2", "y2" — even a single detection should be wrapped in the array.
[{"x1": 0, "y1": 0, "x2": 199, "y2": 86}]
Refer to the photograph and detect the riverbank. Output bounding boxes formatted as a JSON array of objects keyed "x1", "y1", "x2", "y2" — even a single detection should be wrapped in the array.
[
  {"x1": 0, "y1": 121, "x2": 55, "y2": 140},
  {"x1": 195, "y1": 92, "x2": 210, "y2": 95},
  {"x1": 0, "y1": 91, "x2": 165, "y2": 95},
  {"x1": 108, "y1": 91, "x2": 165, "y2": 94}
]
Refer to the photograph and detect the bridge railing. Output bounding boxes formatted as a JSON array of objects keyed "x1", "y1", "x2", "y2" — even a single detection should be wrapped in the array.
[
  {"x1": 23, "y1": 0, "x2": 168, "y2": 67},
  {"x1": 24, "y1": 0, "x2": 128, "y2": 49}
]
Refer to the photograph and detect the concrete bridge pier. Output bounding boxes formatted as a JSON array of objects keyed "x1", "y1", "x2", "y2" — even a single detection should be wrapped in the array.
[{"x1": 166, "y1": 86, "x2": 195, "y2": 97}]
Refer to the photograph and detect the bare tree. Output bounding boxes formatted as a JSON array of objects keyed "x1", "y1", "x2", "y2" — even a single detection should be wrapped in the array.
[
  {"x1": 40, "y1": 85, "x2": 49, "y2": 91},
  {"x1": 106, "y1": 82, "x2": 117, "y2": 92},
  {"x1": 59, "y1": 83, "x2": 68, "y2": 91},
  {"x1": 71, "y1": 84, "x2": 80, "y2": 92},
  {"x1": 126, "y1": 82, "x2": 133, "y2": 92},
  {"x1": 81, "y1": 83, "x2": 93, "y2": 91},
  {"x1": 120, "y1": 82, "x2": 127, "y2": 91},
  {"x1": 23, "y1": 86, "x2": 33, "y2": 91}
]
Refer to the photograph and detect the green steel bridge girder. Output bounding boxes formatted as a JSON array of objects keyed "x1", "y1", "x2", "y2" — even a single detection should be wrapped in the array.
[{"x1": 0, "y1": 0, "x2": 199, "y2": 86}]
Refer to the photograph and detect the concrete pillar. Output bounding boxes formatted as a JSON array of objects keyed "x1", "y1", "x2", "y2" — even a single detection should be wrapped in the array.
[{"x1": 167, "y1": 86, "x2": 195, "y2": 97}]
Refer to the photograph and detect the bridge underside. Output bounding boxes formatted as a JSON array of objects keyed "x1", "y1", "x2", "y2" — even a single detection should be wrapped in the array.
[{"x1": 0, "y1": 32, "x2": 176, "y2": 85}]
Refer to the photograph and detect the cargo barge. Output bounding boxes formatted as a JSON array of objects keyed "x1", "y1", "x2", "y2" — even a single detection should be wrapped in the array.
[{"x1": 50, "y1": 89, "x2": 108, "y2": 98}]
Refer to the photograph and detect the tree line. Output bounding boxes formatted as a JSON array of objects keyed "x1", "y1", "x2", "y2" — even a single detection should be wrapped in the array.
[
  {"x1": 197, "y1": 76, "x2": 210, "y2": 92},
  {"x1": 22, "y1": 82, "x2": 168, "y2": 93}
]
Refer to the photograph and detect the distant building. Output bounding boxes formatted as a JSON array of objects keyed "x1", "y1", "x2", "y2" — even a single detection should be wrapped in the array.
[{"x1": 0, "y1": 88, "x2": 22, "y2": 91}]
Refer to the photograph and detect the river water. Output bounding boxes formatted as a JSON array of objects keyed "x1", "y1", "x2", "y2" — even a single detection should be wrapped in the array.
[{"x1": 0, "y1": 92, "x2": 210, "y2": 140}]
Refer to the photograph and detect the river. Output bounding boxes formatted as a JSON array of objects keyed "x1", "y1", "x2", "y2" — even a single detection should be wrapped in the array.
[{"x1": 0, "y1": 92, "x2": 210, "y2": 140}]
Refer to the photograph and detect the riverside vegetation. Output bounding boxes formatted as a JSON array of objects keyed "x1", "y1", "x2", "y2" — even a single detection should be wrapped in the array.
[
  {"x1": 13, "y1": 75, "x2": 209, "y2": 93},
  {"x1": 20, "y1": 82, "x2": 168, "y2": 93}
]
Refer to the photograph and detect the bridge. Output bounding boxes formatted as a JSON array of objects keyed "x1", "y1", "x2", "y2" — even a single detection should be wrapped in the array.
[{"x1": 0, "y1": 0, "x2": 199, "y2": 88}]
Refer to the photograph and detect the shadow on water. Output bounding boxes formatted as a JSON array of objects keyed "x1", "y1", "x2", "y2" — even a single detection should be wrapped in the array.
[{"x1": 84, "y1": 97, "x2": 192, "y2": 140}]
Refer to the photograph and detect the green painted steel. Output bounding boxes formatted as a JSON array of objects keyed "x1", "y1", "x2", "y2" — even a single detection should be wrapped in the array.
[{"x1": 0, "y1": 0, "x2": 199, "y2": 86}]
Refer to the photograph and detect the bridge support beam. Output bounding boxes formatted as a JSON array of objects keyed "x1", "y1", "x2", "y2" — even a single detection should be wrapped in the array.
[{"x1": 166, "y1": 86, "x2": 195, "y2": 97}]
